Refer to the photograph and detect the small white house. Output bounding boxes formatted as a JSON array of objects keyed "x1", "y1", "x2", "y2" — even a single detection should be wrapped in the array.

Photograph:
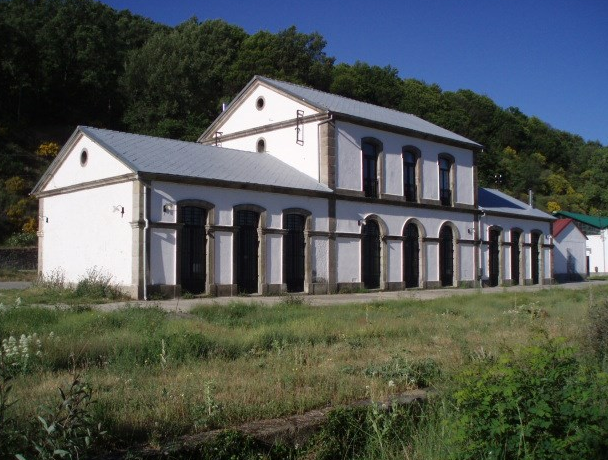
[
  {"x1": 32, "y1": 76, "x2": 555, "y2": 298},
  {"x1": 554, "y1": 211, "x2": 607, "y2": 275},
  {"x1": 552, "y1": 218, "x2": 587, "y2": 282}
]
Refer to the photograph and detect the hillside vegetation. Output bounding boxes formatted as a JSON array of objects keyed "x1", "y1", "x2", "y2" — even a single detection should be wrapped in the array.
[{"x1": 1, "y1": 0, "x2": 607, "y2": 244}]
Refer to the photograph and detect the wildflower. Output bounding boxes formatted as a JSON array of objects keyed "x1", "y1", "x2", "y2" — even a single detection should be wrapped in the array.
[{"x1": 388, "y1": 380, "x2": 395, "y2": 387}]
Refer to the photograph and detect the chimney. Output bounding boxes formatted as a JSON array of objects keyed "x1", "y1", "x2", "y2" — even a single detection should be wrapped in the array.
[
  {"x1": 222, "y1": 103, "x2": 227, "y2": 112},
  {"x1": 528, "y1": 189, "x2": 534, "y2": 207}
]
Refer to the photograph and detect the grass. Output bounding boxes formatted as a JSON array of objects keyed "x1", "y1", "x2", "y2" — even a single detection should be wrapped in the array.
[{"x1": 0, "y1": 284, "x2": 605, "y2": 454}]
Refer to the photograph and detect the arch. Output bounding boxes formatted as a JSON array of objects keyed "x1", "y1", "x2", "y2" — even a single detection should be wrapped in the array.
[
  {"x1": 402, "y1": 146, "x2": 422, "y2": 203},
  {"x1": 487, "y1": 226, "x2": 503, "y2": 287},
  {"x1": 282, "y1": 208, "x2": 312, "y2": 293},
  {"x1": 176, "y1": 199, "x2": 216, "y2": 295},
  {"x1": 439, "y1": 222, "x2": 459, "y2": 287},
  {"x1": 256, "y1": 137, "x2": 266, "y2": 153},
  {"x1": 530, "y1": 230, "x2": 543, "y2": 285},
  {"x1": 361, "y1": 137, "x2": 383, "y2": 198},
  {"x1": 438, "y1": 153, "x2": 456, "y2": 206},
  {"x1": 403, "y1": 219, "x2": 423, "y2": 288},
  {"x1": 510, "y1": 228, "x2": 523, "y2": 286},
  {"x1": 233, "y1": 204, "x2": 267, "y2": 294}
]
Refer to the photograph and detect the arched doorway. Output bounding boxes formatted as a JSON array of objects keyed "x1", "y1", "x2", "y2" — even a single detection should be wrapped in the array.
[
  {"x1": 488, "y1": 228, "x2": 501, "y2": 287},
  {"x1": 362, "y1": 220, "x2": 381, "y2": 289},
  {"x1": 531, "y1": 232, "x2": 541, "y2": 285},
  {"x1": 283, "y1": 213, "x2": 306, "y2": 292},
  {"x1": 403, "y1": 223, "x2": 420, "y2": 288},
  {"x1": 511, "y1": 230, "x2": 521, "y2": 285},
  {"x1": 235, "y1": 210, "x2": 260, "y2": 294},
  {"x1": 439, "y1": 226, "x2": 454, "y2": 287},
  {"x1": 180, "y1": 206, "x2": 207, "y2": 294}
]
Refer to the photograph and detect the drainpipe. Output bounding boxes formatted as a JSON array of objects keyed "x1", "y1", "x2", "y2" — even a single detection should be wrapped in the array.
[
  {"x1": 478, "y1": 207, "x2": 486, "y2": 288},
  {"x1": 142, "y1": 179, "x2": 149, "y2": 300}
]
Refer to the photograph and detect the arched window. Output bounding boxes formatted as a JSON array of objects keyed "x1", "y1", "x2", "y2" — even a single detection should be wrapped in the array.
[
  {"x1": 361, "y1": 220, "x2": 381, "y2": 289},
  {"x1": 362, "y1": 139, "x2": 380, "y2": 198},
  {"x1": 438, "y1": 155, "x2": 454, "y2": 206},
  {"x1": 511, "y1": 230, "x2": 522, "y2": 285},
  {"x1": 283, "y1": 213, "x2": 306, "y2": 292},
  {"x1": 439, "y1": 225, "x2": 454, "y2": 286},
  {"x1": 403, "y1": 223, "x2": 420, "y2": 288},
  {"x1": 402, "y1": 147, "x2": 419, "y2": 202}
]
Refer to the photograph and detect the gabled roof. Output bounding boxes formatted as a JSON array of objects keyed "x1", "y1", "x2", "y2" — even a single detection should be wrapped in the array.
[
  {"x1": 552, "y1": 218, "x2": 587, "y2": 239},
  {"x1": 553, "y1": 211, "x2": 608, "y2": 229},
  {"x1": 202, "y1": 75, "x2": 481, "y2": 149},
  {"x1": 478, "y1": 188, "x2": 555, "y2": 221},
  {"x1": 33, "y1": 126, "x2": 332, "y2": 195}
]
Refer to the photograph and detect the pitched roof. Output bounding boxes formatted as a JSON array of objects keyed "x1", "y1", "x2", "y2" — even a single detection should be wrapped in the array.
[
  {"x1": 553, "y1": 211, "x2": 608, "y2": 229},
  {"x1": 478, "y1": 188, "x2": 555, "y2": 221},
  {"x1": 552, "y1": 218, "x2": 587, "y2": 239},
  {"x1": 34, "y1": 126, "x2": 332, "y2": 195},
  {"x1": 552, "y1": 218, "x2": 572, "y2": 237},
  {"x1": 203, "y1": 76, "x2": 481, "y2": 149}
]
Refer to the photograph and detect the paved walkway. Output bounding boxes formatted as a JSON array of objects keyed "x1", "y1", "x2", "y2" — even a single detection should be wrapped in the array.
[
  {"x1": 0, "y1": 281, "x2": 32, "y2": 290},
  {"x1": 93, "y1": 279, "x2": 608, "y2": 312}
]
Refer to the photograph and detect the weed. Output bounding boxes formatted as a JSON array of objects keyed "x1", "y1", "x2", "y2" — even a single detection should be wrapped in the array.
[
  {"x1": 364, "y1": 357, "x2": 441, "y2": 388},
  {"x1": 75, "y1": 267, "x2": 123, "y2": 299},
  {"x1": 587, "y1": 298, "x2": 608, "y2": 367}
]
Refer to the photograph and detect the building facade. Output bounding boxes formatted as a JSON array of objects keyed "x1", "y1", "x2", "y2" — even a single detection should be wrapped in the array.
[{"x1": 33, "y1": 76, "x2": 554, "y2": 298}]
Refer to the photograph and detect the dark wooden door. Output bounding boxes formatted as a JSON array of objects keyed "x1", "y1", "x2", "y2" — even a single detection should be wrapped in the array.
[
  {"x1": 439, "y1": 226, "x2": 453, "y2": 287},
  {"x1": 284, "y1": 214, "x2": 305, "y2": 292},
  {"x1": 511, "y1": 231, "x2": 521, "y2": 285},
  {"x1": 403, "y1": 223, "x2": 419, "y2": 288},
  {"x1": 235, "y1": 210, "x2": 259, "y2": 294},
  {"x1": 488, "y1": 229, "x2": 500, "y2": 287},
  {"x1": 362, "y1": 220, "x2": 381, "y2": 289},
  {"x1": 180, "y1": 206, "x2": 206, "y2": 294},
  {"x1": 531, "y1": 233, "x2": 540, "y2": 284}
]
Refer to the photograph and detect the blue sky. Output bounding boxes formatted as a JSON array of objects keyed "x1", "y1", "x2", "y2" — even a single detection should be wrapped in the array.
[{"x1": 100, "y1": 0, "x2": 607, "y2": 145}]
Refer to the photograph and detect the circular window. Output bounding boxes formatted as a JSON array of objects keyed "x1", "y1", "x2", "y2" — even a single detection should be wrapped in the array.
[
  {"x1": 80, "y1": 149, "x2": 88, "y2": 166},
  {"x1": 256, "y1": 138, "x2": 266, "y2": 153},
  {"x1": 255, "y1": 96, "x2": 265, "y2": 111}
]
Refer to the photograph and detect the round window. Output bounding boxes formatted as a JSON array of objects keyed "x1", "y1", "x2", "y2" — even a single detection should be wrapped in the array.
[
  {"x1": 256, "y1": 138, "x2": 266, "y2": 153},
  {"x1": 80, "y1": 149, "x2": 88, "y2": 166},
  {"x1": 256, "y1": 96, "x2": 265, "y2": 111}
]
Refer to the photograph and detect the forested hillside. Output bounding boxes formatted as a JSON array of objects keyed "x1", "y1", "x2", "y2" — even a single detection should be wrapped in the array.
[{"x1": 1, "y1": 0, "x2": 607, "y2": 245}]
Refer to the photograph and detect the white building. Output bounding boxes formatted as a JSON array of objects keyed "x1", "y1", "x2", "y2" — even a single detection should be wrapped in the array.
[
  {"x1": 554, "y1": 211, "x2": 607, "y2": 275},
  {"x1": 552, "y1": 218, "x2": 588, "y2": 282},
  {"x1": 32, "y1": 76, "x2": 554, "y2": 298}
]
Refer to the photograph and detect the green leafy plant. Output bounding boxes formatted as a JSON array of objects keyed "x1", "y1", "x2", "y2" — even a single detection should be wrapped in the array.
[
  {"x1": 364, "y1": 356, "x2": 441, "y2": 388},
  {"x1": 74, "y1": 267, "x2": 123, "y2": 299},
  {"x1": 587, "y1": 298, "x2": 608, "y2": 368},
  {"x1": 452, "y1": 336, "x2": 608, "y2": 459},
  {"x1": 0, "y1": 355, "x2": 21, "y2": 459}
]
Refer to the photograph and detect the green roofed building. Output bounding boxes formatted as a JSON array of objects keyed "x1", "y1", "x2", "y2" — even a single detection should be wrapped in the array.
[{"x1": 554, "y1": 211, "x2": 608, "y2": 274}]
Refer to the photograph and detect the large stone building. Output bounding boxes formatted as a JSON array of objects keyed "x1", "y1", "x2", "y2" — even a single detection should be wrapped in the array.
[{"x1": 33, "y1": 76, "x2": 554, "y2": 298}]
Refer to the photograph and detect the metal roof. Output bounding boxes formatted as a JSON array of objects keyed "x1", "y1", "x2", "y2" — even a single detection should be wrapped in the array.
[
  {"x1": 478, "y1": 188, "x2": 555, "y2": 221},
  {"x1": 553, "y1": 211, "x2": 608, "y2": 229},
  {"x1": 63, "y1": 127, "x2": 332, "y2": 193},
  {"x1": 256, "y1": 76, "x2": 481, "y2": 148}
]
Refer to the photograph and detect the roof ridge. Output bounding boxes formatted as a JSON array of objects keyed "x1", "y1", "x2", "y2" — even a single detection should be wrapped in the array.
[
  {"x1": 257, "y1": 76, "x2": 418, "y2": 118},
  {"x1": 80, "y1": 125, "x2": 200, "y2": 147}
]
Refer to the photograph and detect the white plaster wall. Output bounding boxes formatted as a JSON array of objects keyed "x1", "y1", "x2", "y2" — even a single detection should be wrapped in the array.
[
  {"x1": 40, "y1": 181, "x2": 134, "y2": 285},
  {"x1": 426, "y1": 241, "x2": 439, "y2": 283},
  {"x1": 312, "y1": 237, "x2": 329, "y2": 283},
  {"x1": 219, "y1": 121, "x2": 320, "y2": 180},
  {"x1": 215, "y1": 232, "x2": 233, "y2": 284},
  {"x1": 42, "y1": 135, "x2": 132, "y2": 191},
  {"x1": 267, "y1": 234, "x2": 282, "y2": 285},
  {"x1": 387, "y1": 241, "x2": 402, "y2": 283},
  {"x1": 587, "y1": 233, "x2": 608, "y2": 274},
  {"x1": 334, "y1": 121, "x2": 475, "y2": 205},
  {"x1": 217, "y1": 84, "x2": 320, "y2": 134},
  {"x1": 336, "y1": 237, "x2": 360, "y2": 283},
  {"x1": 150, "y1": 229, "x2": 176, "y2": 285},
  {"x1": 149, "y1": 181, "x2": 329, "y2": 286},
  {"x1": 554, "y1": 225, "x2": 587, "y2": 277}
]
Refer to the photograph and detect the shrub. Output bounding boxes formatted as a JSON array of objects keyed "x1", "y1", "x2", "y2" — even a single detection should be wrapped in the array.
[
  {"x1": 452, "y1": 336, "x2": 608, "y2": 459},
  {"x1": 75, "y1": 267, "x2": 123, "y2": 300},
  {"x1": 587, "y1": 299, "x2": 608, "y2": 368},
  {"x1": 3, "y1": 232, "x2": 37, "y2": 247},
  {"x1": 364, "y1": 356, "x2": 441, "y2": 388}
]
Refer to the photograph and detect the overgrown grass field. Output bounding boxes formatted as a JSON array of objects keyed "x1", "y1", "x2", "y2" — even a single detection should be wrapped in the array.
[{"x1": 1, "y1": 284, "x2": 607, "y2": 458}]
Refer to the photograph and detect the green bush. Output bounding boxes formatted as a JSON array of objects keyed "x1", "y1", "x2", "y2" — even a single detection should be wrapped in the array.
[
  {"x1": 452, "y1": 337, "x2": 608, "y2": 459},
  {"x1": 587, "y1": 299, "x2": 608, "y2": 368},
  {"x1": 3, "y1": 232, "x2": 37, "y2": 247}
]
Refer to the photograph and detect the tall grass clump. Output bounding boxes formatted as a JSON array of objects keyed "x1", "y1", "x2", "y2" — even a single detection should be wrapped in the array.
[{"x1": 586, "y1": 298, "x2": 608, "y2": 369}]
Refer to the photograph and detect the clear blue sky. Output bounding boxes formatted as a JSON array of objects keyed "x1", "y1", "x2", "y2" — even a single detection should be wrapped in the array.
[{"x1": 100, "y1": 0, "x2": 607, "y2": 145}]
